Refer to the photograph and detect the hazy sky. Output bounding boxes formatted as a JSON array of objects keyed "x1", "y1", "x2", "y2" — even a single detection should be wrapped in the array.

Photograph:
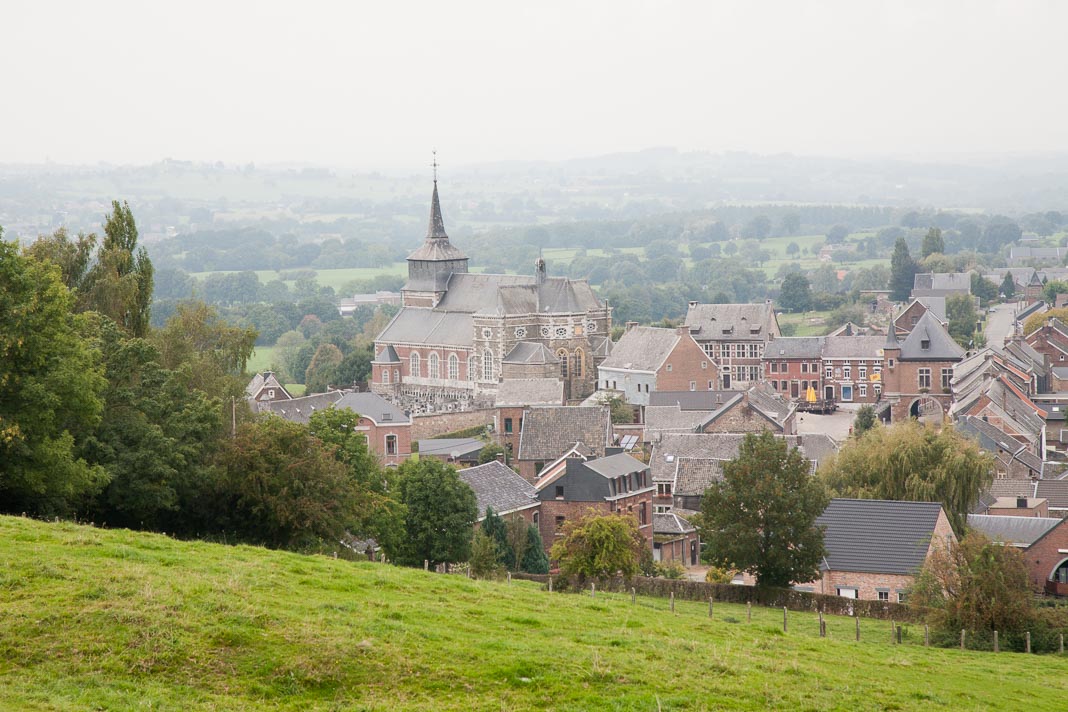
[{"x1": 2, "y1": 1, "x2": 1066, "y2": 170}]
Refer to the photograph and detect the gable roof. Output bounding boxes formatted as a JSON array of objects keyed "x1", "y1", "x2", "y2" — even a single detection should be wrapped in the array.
[
  {"x1": 653, "y1": 512, "x2": 696, "y2": 536},
  {"x1": 599, "y1": 326, "x2": 681, "y2": 372},
  {"x1": 957, "y1": 415, "x2": 1042, "y2": 475},
  {"x1": 817, "y1": 499, "x2": 946, "y2": 576},
  {"x1": 648, "y1": 391, "x2": 738, "y2": 410},
  {"x1": 458, "y1": 460, "x2": 538, "y2": 519},
  {"x1": 1035, "y1": 480, "x2": 1068, "y2": 510},
  {"x1": 264, "y1": 391, "x2": 346, "y2": 424},
  {"x1": 967, "y1": 514, "x2": 1062, "y2": 548},
  {"x1": 650, "y1": 433, "x2": 837, "y2": 484},
  {"x1": 583, "y1": 452, "x2": 649, "y2": 479},
  {"x1": 684, "y1": 302, "x2": 779, "y2": 341},
  {"x1": 495, "y1": 378, "x2": 564, "y2": 407},
  {"x1": 376, "y1": 308, "x2": 474, "y2": 347},
  {"x1": 672, "y1": 457, "x2": 722, "y2": 497},
  {"x1": 765, "y1": 336, "x2": 825, "y2": 359},
  {"x1": 645, "y1": 405, "x2": 718, "y2": 435},
  {"x1": 416, "y1": 437, "x2": 484, "y2": 459},
  {"x1": 245, "y1": 371, "x2": 291, "y2": 401},
  {"x1": 912, "y1": 273, "x2": 971, "y2": 293},
  {"x1": 898, "y1": 311, "x2": 965, "y2": 361},
  {"x1": 517, "y1": 406, "x2": 612, "y2": 462},
  {"x1": 372, "y1": 344, "x2": 401, "y2": 364},
  {"x1": 333, "y1": 392, "x2": 411, "y2": 425},
  {"x1": 502, "y1": 341, "x2": 559, "y2": 365}
]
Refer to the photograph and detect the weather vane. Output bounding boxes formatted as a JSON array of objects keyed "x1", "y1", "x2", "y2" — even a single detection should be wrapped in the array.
[{"x1": 431, "y1": 150, "x2": 438, "y2": 182}]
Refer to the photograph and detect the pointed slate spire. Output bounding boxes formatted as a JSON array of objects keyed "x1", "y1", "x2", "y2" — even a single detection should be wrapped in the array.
[
  {"x1": 426, "y1": 180, "x2": 448, "y2": 239},
  {"x1": 885, "y1": 320, "x2": 900, "y2": 349}
]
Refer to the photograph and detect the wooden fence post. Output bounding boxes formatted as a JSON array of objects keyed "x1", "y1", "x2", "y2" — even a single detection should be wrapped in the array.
[
  {"x1": 708, "y1": 598, "x2": 713, "y2": 618},
  {"x1": 783, "y1": 607, "x2": 788, "y2": 633},
  {"x1": 548, "y1": 576, "x2": 553, "y2": 592},
  {"x1": 591, "y1": 583, "x2": 595, "y2": 598},
  {"x1": 855, "y1": 615, "x2": 860, "y2": 642},
  {"x1": 1060, "y1": 633, "x2": 1064, "y2": 654},
  {"x1": 424, "y1": 559, "x2": 429, "y2": 571},
  {"x1": 960, "y1": 629, "x2": 966, "y2": 650},
  {"x1": 890, "y1": 619, "x2": 895, "y2": 644},
  {"x1": 993, "y1": 630, "x2": 998, "y2": 653},
  {"x1": 507, "y1": 571, "x2": 511, "y2": 585},
  {"x1": 670, "y1": 591, "x2": 675, "y2": 613},
  {"x1": 631, "y1": 587, "x2": 636, "y2": 604},
  {"x1": 818, "y1": 611, "x2": 825, "y2": 638},
  {"x1": 1026, "y1": 631, "x2": 1031, "y2": 654},
  {"x1": 747, "y1": 600, "x2": 752, "y2": 622},
  {"x1": 896, "y1": 625, "x2": 902, "y2": 645},
  {"x1": 924, "y1": 624, "x2": 929, "y2": 647}
]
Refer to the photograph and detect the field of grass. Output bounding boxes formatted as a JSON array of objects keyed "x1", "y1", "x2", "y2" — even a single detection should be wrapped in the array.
[
  {"x1": 2, "y1": 515, "x2": 1065, "y2": 711},
  {"x1": 245, "y1": 346, "x2": 302, "y2": 394},
  {"x1": 777, "y1": 310, "x2": 834, "y2": 336}
]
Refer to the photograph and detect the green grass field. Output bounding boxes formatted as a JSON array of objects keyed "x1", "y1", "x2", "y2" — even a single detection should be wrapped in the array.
[{"x1": 2, "y1": 516, "x2": 1065, "y2": 711}]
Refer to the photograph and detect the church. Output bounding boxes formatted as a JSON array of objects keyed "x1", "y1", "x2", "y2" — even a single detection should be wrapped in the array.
[{"x1": 370, "y1": 179, "x2": 612, "y2": 412}]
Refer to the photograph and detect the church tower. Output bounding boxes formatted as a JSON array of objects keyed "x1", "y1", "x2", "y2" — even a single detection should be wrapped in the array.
[{"x1": 401, "y1": 177, "x2": 468, "y2": 307}]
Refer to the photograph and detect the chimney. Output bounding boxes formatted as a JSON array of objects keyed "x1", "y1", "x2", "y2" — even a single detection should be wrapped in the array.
[
  {"x1": 496, "y1": 452, "x2": 506, "y2": 464},
  {"x1": 625, "y1": 321, "x2": 638, "y2": 332},
  {"x1": 688, "y1": 301, "x2": 698, "y2": 309},
  {"x1": 677, "y1": 325, "x2": 691, "y2": 336},
  {"x1": 1017, "y1": 496, "x2": 1028, "y2": 509},
  {"x1": 534, "y1": 257, "x2": 547, "y2": 286}
]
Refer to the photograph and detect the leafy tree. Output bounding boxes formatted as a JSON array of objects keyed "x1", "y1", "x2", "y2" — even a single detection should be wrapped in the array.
[
  {"x1": 520, "y1": 524, "x2": 550, "y2": 574},
  {"x1": 779, "y1": 214, "x2": 801, "y2": 236},
  {"x1": 392, "y1": 458, "x2": 477, "y2": 568},
  {"x1": 151, "y1": 301, "x2": 256, "y2": 401},
  {"x1": 22, "y1": 227, "x2": 96, "y2": 293},
  {"x1": 305, "y1": 343, "x2": 344, "y2": 393},
  {"x1": 1000, "y1": 272, "x2": 1016, "y2": 299},
  {"x1": 778, "y1": 273, "x2": 811, "y2": 313},
  {"x1": 478, "y1": 442, "x2": 506, "y2": 464},
  {"x1": 550, "y1": 510, "x2": 645, "y2": 580},
  {"x1": 699, "y1": 431, "x2": 829, "y2": 588},
  {"x1": 468, "y1": 529, "x2": 503, "y2": 578},
  {"x1": 945, "y1": 294, "x2": 980, "y2": 348},
  {"x1": 211, "y1": 417, "x2": 363, "y2": 549},
  {"x1": 1041, "y1": 279, "x2": 1068, "y2": 306},
  {"x1": 723, "y1": 241, "x2": 738, "y2": 256},
  {"x1": 481, "y1": 507, "x2": 516, "y2": 570},
  {"x1": 602, "y1": 394, "x2": 634, "y2": 424},
  {"x1": 819, "y1": 420, "x2": 993, "y2": 534},
  {"x1": 980, "y1": 216, "x2": 1022, "y2": 253},
  {"x1": 853, "y1": 405, "x2": 876, "y2": 436},
  {"x1": 970, "y1": 272, "x2": 998, "y2": 305},
  {"x1": 785, "y1": 241, "x2": 800, "y2": 256},
  {"x1": 0, "y1": 239, "x2": 108, "y2": 515},
  {"x1": 741, "y1": 215, "x2": 771, "y2": 240},
  {"x1": 83, "y1": 200, "x2": 154, "y2": 337},
  {"x1": 825, "y1": 224, "x2": 850, "y2": 244},
  {"x1": 909, "y1": 532, "x2": 1034, "y2": 634},
  {"x1": 889, "y1": 237, "x2": 918, "y2": 302},
  {"x1": 921, "y1": 228, "x2": 945, "y2": 258}
]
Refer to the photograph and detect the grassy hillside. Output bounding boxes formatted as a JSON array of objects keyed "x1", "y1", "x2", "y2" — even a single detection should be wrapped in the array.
[{"x1": 2, "y1": 516, "x2": 1065, "y2": 711}]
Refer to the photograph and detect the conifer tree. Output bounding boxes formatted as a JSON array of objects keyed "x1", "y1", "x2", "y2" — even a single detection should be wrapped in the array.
[
  {"x1": 889, "y1": 237, "x2": 918, "y2": 302},
  {"x1": 520, "y1": 524, "x2": 550, "y2": 574}
]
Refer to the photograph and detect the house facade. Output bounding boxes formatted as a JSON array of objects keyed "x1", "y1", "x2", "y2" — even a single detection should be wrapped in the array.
[
  {"x1": 683, "y1": 302, "x2": 780, "y2": 390},
  {"x1": 968, "y1": 514, "x2": 1068, "y2": 594},
  {"x1": 597, "y1": 325, "x2": 716, "y2": 406}
]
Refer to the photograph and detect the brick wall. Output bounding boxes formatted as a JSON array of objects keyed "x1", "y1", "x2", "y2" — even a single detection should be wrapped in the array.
[
  {"x1": 656, "y1": 531, "x2": 700, "y2": 566},
  {"x1": 700, "y1": 402, "x2": 781, "y2": 434},
  {"x1": 1018, "y1": 519, "x2": 1068, "y2": 592},
  {"x1": 411, "y1": 408, "x2": 495, "y2": 439},
  {"x1": 816, "y1": 570, "x2": 917, "y2": 602},
  {"x1": 655, "y1": 332, "x2": 718, "y2": 392},
  {"x1": 362, "y1": 417, "x2": 411, "y2": 467},
  {"x1": 496, "y1": 406, "x2": 526, "y2": 455}
]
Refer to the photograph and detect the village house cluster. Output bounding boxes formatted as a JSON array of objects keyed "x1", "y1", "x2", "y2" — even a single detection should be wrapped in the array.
[{"x1": 246, "y1": 180, "x2": 1068, "y2": 601}]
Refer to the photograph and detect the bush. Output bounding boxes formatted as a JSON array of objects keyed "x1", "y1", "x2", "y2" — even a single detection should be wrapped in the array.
[
  {"x1": 705, "y1": 565, "x2": 737, "y2": 584},
  {"x1": 655, "y1": 562, "x2": 686, "y2": 579},
  {"x1": 468, "y1": 529, "x2": 503, "y2": 579}
]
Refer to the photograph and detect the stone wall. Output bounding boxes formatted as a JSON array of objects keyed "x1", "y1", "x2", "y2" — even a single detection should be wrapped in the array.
[{"x1": 411, "y1": 408, "x2": 496, "y2": 440}]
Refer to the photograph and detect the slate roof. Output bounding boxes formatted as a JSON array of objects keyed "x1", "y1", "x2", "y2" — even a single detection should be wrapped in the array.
[
  {"x1": 912, "y1": 273, "x2": 971, "y2": 293},
  {"x1": 583, "y1": 453, "x2": 649, "y2": 478},
  {"x1": 648, "y1": 391, "x2": 737, "y2": 410},
  {"x1": 458, "y1": 460, "x2": 538, "y2": 519},
  {"x1": 494, "y1": 378, "x2": 564, "y2": 407},
  {"x1": 502, "y1": 342, "x2": 559, "y2": 365},
  {"x1": 957, "y1": 415, "x2": 1043, "y2": 475},
  {"x1": 405, "y1": 182, "x2": 468, "y2": 262},
  {"x1": 417, "y1": 437, "x2": 484, "y2": 459},
  {"x1": 649, "y1": 433, "x2": 837, "y2": 483},
  {"x1": 265, "y1": 391, "x2": 345, "y2": 424},
  {"x1": 817, "y1": 499, "x2": 946, "y2": 576},
  {"x1": 741, "y1": 385, "x2": 793, "y2": 425},
  {"x1": 684, "y1": 302, "x2": 778, "y2": 341},
  {"x1": 672, "y1": 457, "x2": 722, "y2": 497},
  {"x1": 653, "y1": 512, "x2": 696, "y2": 536},
  {"x1": 333, "y1": 392, "x2": 410, "y2": 425},
  {"x1": 1035, "y1": 480, "x2": 1068, "y2": 510},
  {"x1": 897, "y1": 311, "x2": 965, "y2": 361},
  {"x1": 644, "y1": 405, "x2": 718, "y2": 435},
  {"x1": 821, "y1": 335, "x2": 887, "y2": 360},
  {"x1": 376, "y1": 309, "x2": 474, "y2": 347},
  {"x1": 245, "y1": 371, "x2": 291, "y2": 400},
  {"x1": 517, "y1": 406, "x2": 612, "y2": 461},
  {"x1": 372, "y1": 344, "x2": 401, "y2": 363},
  {"x1": 967, "y1": 514, "x2": 1062, "y2": 548},
  {"x1": 765, "y1": 337, "x2": 824, "y2": 359},
  {"x1": 914, "y1": 296, "x2": 947, "y2": 322},
  {"x1": 599, "y1": 326, "x2": 681, "y2": 372}
]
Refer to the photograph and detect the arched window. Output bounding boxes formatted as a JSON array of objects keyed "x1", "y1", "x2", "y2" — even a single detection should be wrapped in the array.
[
  {"x1": 428, "y1": 352, "x2": 440, "y2": 379},
  {"x1": 573, "y1": 349, "x2": 586, "y2": 378},
  {"x1": 393, "y1": 369, "x2": 400, "y2": 383},
  {"x1": 448, "y1": 353, "x2": 459, "y2": 380},
  {"x1": 483, "y1": 349, "x2": 494, "y2": 381},
  {"x1": 558, "y1": 349, "x2": 569, "y2": 379},
  {"x1": 382, "y1": 367, "x2": 390, "y2": 385},
  {"x1": 410, "y1": 352, "x2": 421, "y2": 378}
]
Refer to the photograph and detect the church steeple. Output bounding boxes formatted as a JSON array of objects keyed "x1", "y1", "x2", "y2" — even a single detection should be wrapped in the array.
[
  {"x1": 401, "y1": 159, "x2": 469, "y2": 307},
  {"x1": 426, "y1": 180, "x2": 448, "y2": 239}
]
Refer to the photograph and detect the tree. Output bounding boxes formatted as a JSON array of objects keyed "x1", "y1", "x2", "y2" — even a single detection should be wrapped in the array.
[
  {"x1": 778, "y1": 273, "x2": 811, "y2": 313},
  {"x1": 305, "y1": 343, "x2": 344, "y2": 393},
  {"x1": 520, "y1": 524, "x2": 550, "y2": 574},
  {"x1": 211, "y1": 417, "x2": 364, "y2": 549},
  {"x1": 601, "y1": 394, "x2": 634, "y2": 424},
  {"x1": 945, "y1": 293, "x2": 980, "y2": 348},
  {"x1": 819, "y1": 420, "x2": 993, "y2": 534},
  {"x1": 1041, "y1": 279, "x2": 1068, "y2": 306},
  {"x1": 83, "y1": 200, "x2": 154, "y2": 337},
  {"x1": 468, "y1": 529, "x2": 503, "y2": 579},
  {"x1": 742, "y1": 215, "x2": 771, "y2": 240},
  {"x1": 22, "y1": 227, "x2": 96, "y2": 292},
  {"x1": 699, "y1": 431, "x2": 829, "y2": 588},
  {"x1": 980, "y1": 216, "x2": 1022, "y2": 253},
  {"x1": 1000, "y1": 272, "x2": 1016, "y2": 299},
  {"x1": 970, "y1": 272, "x2": 998, "y2": 305},
  {"x1": 481, "y1": 507, "x2": 515, "y2": 571},
  {"x1": 853, "y1": 405, "x2": 876, "y2": 436},
  {"x1": 392, "y1": 458, "x2": 477, "y2": 568},
  {"x1": 825, "y1": 224, "x2": 850, "y2": 244},
  {"x1": 550, "y1": 510, "x2": 645, "y2": 580},
  {"x1": 779, "y1": 214, "x2": 801, "y2": 236},
  {"x1": 921, "y1": 228, "x2": 945, "y2": 258},
  {"x1": 889, "y1": 237, "x2": 918, "y2": 302},
  {"x1": 909, "y1": 532, "x2": 1034, "y2": 634},
  {"x1": 0, "y1": 239, "x2": 108, "y2": 515},
  {"x1": 478, "y1": 443, "x2": 506, "y2": 464},
  {"x1": 723, "y1": 241, "x2": 738, "y2": 256},
  {"x1": 785, "y1": 241, "x2": 800, "y2": 256},
  {"x1": 151, "y1": 301, "x2": 256, "y2": 401}
]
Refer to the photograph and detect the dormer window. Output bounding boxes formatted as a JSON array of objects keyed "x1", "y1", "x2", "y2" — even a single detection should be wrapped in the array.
[{"x1": 921, "y1": 339, "x2": 930, "y2": 350}]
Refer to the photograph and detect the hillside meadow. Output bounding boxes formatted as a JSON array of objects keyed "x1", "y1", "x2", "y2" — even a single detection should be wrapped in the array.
[{"x1": 2, "y1": 515, "x2": 1064, "y2": 711}]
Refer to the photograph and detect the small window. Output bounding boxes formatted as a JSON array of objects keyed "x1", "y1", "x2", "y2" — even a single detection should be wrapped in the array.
[
  {"x1": 666, "y1": 364, "x2": 673, "y2": 372},
  {"x1": 780, "y1": 362, "x2": 787, "y2": 371},
  {"x1": 267, "y1": 389, "x2": 275, "y2": 398},
  {"x1": 770, "y1": 362, "x2": 779, "y2": 373},
  {"x1": 657, "y1": 483, "x2": 672, "y2": 496},
  {"x1": 824, "y1": 365, "x2": 833, "y2": 379},
  {"x1": 504, "y1": 417, "x2": 513, "y2": 434},
  {"x1": 877, "y1": 591, "x2": 890, "y2": 602},
  {"x1": 382, "y1": 369, "x2": 390, "y2": 385},
  {"x1": 801, "y1": 363, "x2": 809, "y2": 373},
  {"x1": 555, "y1": 485, "x2": 564, "y2": 499},
  {"x1": 897, "y1": 592, "x2": 908, "y2": 603},
  {"x1": 843, "y1": 365, "x2": 851, "y2": 380},
  {"x1": 701, "y1": 361, "x2": 708, "y2": 369},
  {"x1": 385, "y1": 435, "x2": 397, "y2": 456},
  {"x1": 689, "y1": 381, "x2": 696, "y2": 391},
  {"x1": 532, "y1": 512, "x2": 539, "y2": 526},
  {"x1": 921, "y1": 339, "x2": 930, "y2": 350},
  {"x1": 554, "y1": 516, "x2": 565, "y2": 530},
  {"x1": 887, "y1": 358, "x2": 895, "y2": 369}
]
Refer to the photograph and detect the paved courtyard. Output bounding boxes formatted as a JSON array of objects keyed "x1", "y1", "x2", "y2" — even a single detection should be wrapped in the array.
[{"x1": 796, "y1": 403, "x2": 860, "y2": 443}]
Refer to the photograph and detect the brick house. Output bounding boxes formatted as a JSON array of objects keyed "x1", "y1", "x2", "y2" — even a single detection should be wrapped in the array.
[
  {"x1": 533, "y1": 452, "x2": 655, "y2": 553},
  {"x1": 245, "y1": 371, "x2": 292, "y2": 407},
  {"x1": 894, "y1": 298, "x2": 946, "y2": 335},
  {"x1": 597, "y1": 325, "x2": 715, "y2": 406},
  {"x1": 684, "y1": 302, "x2": 780, "y2": 390},
  {"x1": 644, "y1": 386, "x2": 795, "y2": 439},
  {"x1": 1026, "y1": 317, "x2": 1068, "y2": 368},
  {"x1": 956, "y1": 415, "x2": 1044, "y2": 480},
  {"x1": 263, "y1": 390, "x2": 412, "y2": 466},
  {"x1": 820, "y1": 335, "x2": 886, "y2": 404},
  {"x1": 968, "y1": 514, "x2": 1068, "y2": 594},
  {"x1": 515, "y1": 405, "x2": 613, "y2": 482},
  {"x1": 951, "y1": 376, "x2": 1046, "y2": 458},
  {"x1": 809, "y1": 499, "x2": 956, "y2": 602},
  {"x1": 458, "y1": 459, "x2": 541, "y2": 525},
  {"x1": 494, "y1": 379, "x2": 565, "y2": 457},
  {"x1": 762, "y1": 336, "x2": 824, "y2": 401},
  {"x1": 653, "y1": 512, "x2": 700, "y2": 567},
  {"x1": 880, "y1": 311, "x2": 964, "y2": 422}
]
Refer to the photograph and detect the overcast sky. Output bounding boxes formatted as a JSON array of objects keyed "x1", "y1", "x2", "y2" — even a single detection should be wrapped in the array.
[{"x1": 2, "y1": 1, "x2": 1066, "y2": 170}]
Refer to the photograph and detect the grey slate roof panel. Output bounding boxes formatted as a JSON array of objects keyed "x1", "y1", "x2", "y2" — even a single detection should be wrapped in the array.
[
  {"x1": 583, "y1": 453, "x2": 649, "y2": 479},
  {"x1": 459, "y1": 460, "x2": 538, "y2": 519},
  {"x1": 684, "y1": 303, "x2": 778, "y2": 341},
  {"x1": 376, "y1": 308, "x2": 474, "y2": 347},
  {"x1": 372, "y1": 344, "x2": 401, "y2": 364},
  {"x1": 1035, "y1": 480, "x2": 1068, "y2": 509},
  {"x1": 495, "y1": 378, "x2": 564, "y2": 407},
  {"x1": 333, "y1": 392, "x2": 411, "y2": 425},
  {"x1": 816, "y1": 499, "x2": 945, "y2": 576},
  {"x1": 502, "y1": 342, "x2": 559, "y2": 365},
  {"x1": 517, "y1": 406, "x2": 611, "y2": 461},
  {"x1": 765, "y1": 337, "x2": 825, "y2": 359},
  {"x1": 417, "y1": 438, "x2": 485, "y2": 458},
  {"x1": 821, "y1": 335, "x2": 887, "y2": 360},
  {"x1": 967, "y1": 514, "x2": 1061, "y2": 547},
  {"x1": 653, "y1": 512, "x2": 696, "y2": 536},
  {"x1": 648, "y1": 391, "x2": 737, "y2": 410},
  {"x1": 672, "y1": 457, "x2": 722, "y2": 497},
  {"x1": 898, "y1": 311, "x2": 965, "y2": 361},
  {"x1": 265, "y1": 391, "x2": 346, "y2": 425},
  {"x1": 599, "y1": 326, "x2": 680, "y2": 372}
]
